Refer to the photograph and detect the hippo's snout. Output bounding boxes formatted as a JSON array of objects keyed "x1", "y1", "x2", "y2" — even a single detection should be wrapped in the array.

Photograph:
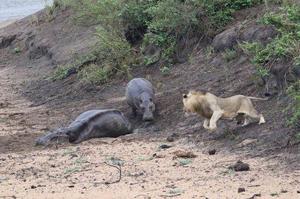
[{"x1": 143, "y1": 112, "x2": 154, "y2": 121}]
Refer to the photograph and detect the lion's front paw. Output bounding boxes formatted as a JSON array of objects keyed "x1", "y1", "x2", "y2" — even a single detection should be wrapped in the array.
[
  {"x1": 203, "y1": 126, "x2": 210, "y2": 130},
  {"x1": 208, "y1": 126, "x2": 217, "y2": 131}
]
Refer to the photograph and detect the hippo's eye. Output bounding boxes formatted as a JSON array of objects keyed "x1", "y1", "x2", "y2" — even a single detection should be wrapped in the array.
[{"x1": 149, "y1": 98, "x2": 152, "y2": 102}]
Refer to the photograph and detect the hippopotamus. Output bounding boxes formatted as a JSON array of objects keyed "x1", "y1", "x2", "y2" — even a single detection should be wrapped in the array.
[
  {"x1": 36, "y1": 109, "x2": 132, "y2": 146},
  {"x1": 125, "y1": 78, "x2": 156, "y2": 121}
]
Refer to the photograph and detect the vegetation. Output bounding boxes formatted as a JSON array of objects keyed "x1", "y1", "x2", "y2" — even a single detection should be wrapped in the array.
[
  {"x1": 222, "y1": 49, "x2": 237, "y2": 62},
  {"x1": 50, "y1": 0, "x2": 300, "y2": 129},
  {"x1": 51, "y1": 0, "x2": 263, "y2": 84},
  {"x1": 287, "y1": 80, "x2": 300, "y2": 128},
  {"x1": 240, "y1": 2, "x2": 300, "y2": 127}
]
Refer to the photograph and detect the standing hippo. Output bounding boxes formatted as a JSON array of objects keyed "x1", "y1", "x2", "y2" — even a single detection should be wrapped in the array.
[
  {"x1": 36, "y1": 109, "x2": 132, "y2": 146},
  {"x1": 125, "y1": 78, "x2": 155, "y2": 121}
]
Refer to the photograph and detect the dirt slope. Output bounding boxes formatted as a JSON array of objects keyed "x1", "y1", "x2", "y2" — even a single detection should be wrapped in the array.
[{"x1": 0, "y1": 5, "x2": 299, "y2": 199}]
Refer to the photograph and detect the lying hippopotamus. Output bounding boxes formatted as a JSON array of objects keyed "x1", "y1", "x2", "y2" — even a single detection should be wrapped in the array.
[
  {"x1": 125, "y1": 78, "x2": 156, "y2": 121},
  {"x1": 36, "y1": 109, "x2": 132, "y2": 146}
]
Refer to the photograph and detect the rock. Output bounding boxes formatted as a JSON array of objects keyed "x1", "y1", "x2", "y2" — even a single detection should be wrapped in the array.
[
  {"x1": 0, "y1": 35, "x2": 16, "y2": 48},
  {"x1": 238, "y1": 187, "x2": 246, "y2": 193},
  {"x1": 31, "y1": 185, "x2": 37, "y2": 189},
  {"x1": 0, "y1": 176, "x2": 8, "y2": 183},
  {"x1": 208, "y1": 149, "x2": 216, "y2": 155},
  {"x1": 239, "y1": 24, "x2": 278, "y2": 45},
  {"x1": 166, "y1": 133, "x2": 179, "y2": 142},
  {"x1": 297, "y1": 190, "x2": 300, "y2": 194},
  {"x1": 0, "y1": 102, "x2": 10, "y2": 108},
  {"x1": 25, "y1": 35, "x2": 52, "y2": 60},
  {"x1": 166, "y1": 136, "x2": 175, "y2": 142},
  {"x1": 229, "y1": 160, "x2": 250, "y2": 172},
  {"x1": 212, "y1": 27, "x2": 238, "y2": 52},
  {"x1": 281, "y1": 190, "x2": 288, "y2": 193},
  {"x1": 159, "y1": 144, "x2": 172, "y2": 149},
  {"x1": 237, "y1": 139, "x2": 257, "y2": 147},
  {"x1": 173, "y1": 150, "x2": 197, "y2": 159},
  {"x1": 212, "y1": 24, "x2": 278, "y2": 52},
  {"x1": 248, "y1": 193, "x2": 261, "y2": 199},
  {"x1": 152, "y1": 153, "x2": 166, "y2": 158}
]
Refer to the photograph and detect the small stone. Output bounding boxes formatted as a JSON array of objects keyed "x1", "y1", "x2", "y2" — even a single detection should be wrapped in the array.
[
  {"x1": 152, "y1": 153, "x2": 165, "y2": 158},
  {"x1": 166, "y1": 136, "x2": 175, "y2": 142},
  {"x1": 228, "y1": 160, "x2": 250, "y2": 172},
  {"x1": 237, "y1": 139, "x2": 257, "y2": 147},
  {"x1": 281, "y1": 190, "x2": 288, "y2": 193},
  {"x1": 159, "y1": 144, "x2": 172, "y2": 149},
  {"x1": 297, "y1": 190, "x2": 300, "y2": 194},
  {"x1": 208, "y1": 149, "x2": 216, "y2": 155},
  {"x1": 31, "y1": 185, "x2": 37, "y2": 189},
  {"x1": 173, "y1": 150, "x2": 197, "y2": 158},
  {"x1": 238, "y1": 187, "x2": 246, "y2": 193}
]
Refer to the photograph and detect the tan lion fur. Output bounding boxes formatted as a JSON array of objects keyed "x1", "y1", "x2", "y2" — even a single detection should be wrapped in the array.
[{"x1": 182, "y1": 90, "x2": 266, "y2": 130}]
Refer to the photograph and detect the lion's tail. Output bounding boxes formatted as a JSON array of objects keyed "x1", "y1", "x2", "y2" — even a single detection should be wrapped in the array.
[{"x1": 246, "y1": 96, "x2": 269, "y2": 101}]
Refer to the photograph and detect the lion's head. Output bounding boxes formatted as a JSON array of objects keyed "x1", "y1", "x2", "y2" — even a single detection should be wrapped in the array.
[{"x1": 182, "y1": 90, "x2": 205, "y2": 113}]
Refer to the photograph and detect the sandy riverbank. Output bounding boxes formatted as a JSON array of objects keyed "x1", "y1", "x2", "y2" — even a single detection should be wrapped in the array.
[{"x1": 0, "y1": 19, "x2": 16, "y2": 29}]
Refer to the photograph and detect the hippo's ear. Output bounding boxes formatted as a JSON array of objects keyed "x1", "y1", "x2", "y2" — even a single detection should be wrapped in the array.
[{"x1": 182, "y1": 94, "x2": 188, "y2": 98}]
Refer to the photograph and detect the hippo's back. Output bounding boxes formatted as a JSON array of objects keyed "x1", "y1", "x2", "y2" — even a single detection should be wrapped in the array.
[
  {"x1": 69, "y1": 109, "x2": 122, "y2": 128},
  {"x1": 126, "y1": 78, "x2": 154, "y2": 101}
]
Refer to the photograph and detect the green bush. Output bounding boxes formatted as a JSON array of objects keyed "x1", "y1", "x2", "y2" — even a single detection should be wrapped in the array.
[
  {"x1": 240, "y1": 4, "x2": 300, "y2": 79},
  {"x1": 287, "y1": 80, "x2": 300, "y2": 127},
  {"x1": 222, "y1": 49, "x2": 237, "y2": 62},
  {"x1": 241, "y1": 3, "x2": 300, "y2": 127},
  {"x1": 54, "y1": 0, "x2": 263, "y2": 83},
  {"x1": 198, "y1": 0, "x2": 262, "y2": 32}
]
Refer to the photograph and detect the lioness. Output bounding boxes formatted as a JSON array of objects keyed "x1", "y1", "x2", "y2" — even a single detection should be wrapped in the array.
[{"x1": 182, "y1": 90, "x2": 266, "y2": 130}]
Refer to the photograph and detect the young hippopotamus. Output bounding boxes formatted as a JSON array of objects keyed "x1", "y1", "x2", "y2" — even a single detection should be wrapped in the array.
[
  {"x1": 36, "y1": 109, "x2": 132, "y2": 146},
  {"x1": 125, "y1": 78, "x2": 156, "y2": 121}
]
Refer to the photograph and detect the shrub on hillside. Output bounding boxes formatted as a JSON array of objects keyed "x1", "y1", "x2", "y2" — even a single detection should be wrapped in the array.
[
  {"x1": 240, "y1": 3, "x2": 300, "y2": 127},
  {"x1": 54, "y1": 0, "x2": 263, "y2": 83}
]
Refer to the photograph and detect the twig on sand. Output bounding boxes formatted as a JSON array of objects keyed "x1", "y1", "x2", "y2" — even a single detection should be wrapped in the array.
[
  {"x1": 159, "y1": 193, "x2": 182, "y2": 198},
  {"x1": 134, "y1": 194, "x2": 151, "y2": 198},
  {"x1": 103, "y1": 162, "x2": 122, "y2": 184},
  {"x1": 247, "y1": 193, "x2": 261, "y2": 199}
]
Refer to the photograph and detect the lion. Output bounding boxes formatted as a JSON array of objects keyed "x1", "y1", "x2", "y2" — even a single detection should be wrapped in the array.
[{"x1": 182, "y1": 90, "x2": 266, "y2": 130}]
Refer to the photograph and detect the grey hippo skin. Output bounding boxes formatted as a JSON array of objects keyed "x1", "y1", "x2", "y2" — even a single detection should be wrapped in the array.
[
  {"x1": 125, "y1": 78, "x2": 155, "y2": 121},
  {"x1": 36, "y1": 109, "x2": 132, "y2": 146}
]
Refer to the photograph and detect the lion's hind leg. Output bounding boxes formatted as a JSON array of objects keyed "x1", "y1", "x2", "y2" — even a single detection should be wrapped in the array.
[
  {"x1": 239, "y1": 99, "x2": 265, "y2": 125},
  {"x1": 236, "y1": 112, "x2": 250, "y2": 126},
  {"x1": 242, "y1": 109, "x2": 265, "y2": 125}
]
